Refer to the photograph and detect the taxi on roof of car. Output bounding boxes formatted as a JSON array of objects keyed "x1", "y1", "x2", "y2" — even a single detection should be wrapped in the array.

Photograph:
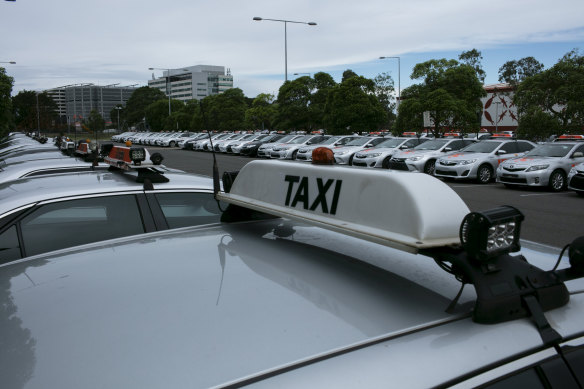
[
  {"x1": 352, "y1": 136, "x2": 429, "y2": 168},
  {"x1": 434, "y1": 134, "x2": 537, "y2": 184},
  {"x1": 389, "y1": 137, "x2": 476, "y2": 175},
  {"x1": 2, "y1": 156, "x2": 584, "y2": 388},
  {"x1": 0, "y1": 145, "x2": 219, "y2": 264},
  {"x1": 496, "y1": 138, "x2": 584, "y2": 191}
]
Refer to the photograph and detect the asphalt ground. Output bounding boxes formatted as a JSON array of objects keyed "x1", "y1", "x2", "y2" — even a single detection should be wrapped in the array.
[{"x1": 150, "y1": 146, "x2": 584, "y2": 249}]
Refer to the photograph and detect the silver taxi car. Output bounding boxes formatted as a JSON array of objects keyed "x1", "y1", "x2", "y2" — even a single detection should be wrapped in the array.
[
  {"x1": 296, "y1": 135, "x2": 360, "y2": 162},
  {"x1": 270, "y1": 134, "x2": 330, "y2": 160},
  {"x1": 352, "y1": 137, "x2": 428, "y2": 168},
  {"x1": 257, "y1": 134, "x2": 303, "y2": 157},
  {"x1": 497, "y1": 141, "x2": 584, "y2": 191},
  {"x1": 388, "y1": 138, "x2": 475, "y2": 174},
  {"x1": 2, "y1": 159, "x2": 583, "y2": 388},
  {"x1": 435, "y1": 137, "x2": 536, "y2": 183},
  {"x1": 568, "y1": 162, "x2": 584, "y2": 196},
  {"x1": 332, "y1": 136, "x2": 387, "y2": 165}
]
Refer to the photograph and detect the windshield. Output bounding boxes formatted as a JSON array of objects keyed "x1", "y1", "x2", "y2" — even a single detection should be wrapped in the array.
[
  {"x1": 414, "y1": 139, "x2": 449, "y2": 151},
  {"x1": 525, "y1": 144, "x2": 574, "y2": 158},
  {"x1": 460, "y1": 141, "x2": 502, "y2": 153},
  {"x1": 274, "y1": 135, "x2": 296, "y2": 143},
  {"x1": 345, "y1": 137, "x2": 370, "y2": 146},
  {"x1": 374, "y1": 138, "x2": 405, "y2": 148},
  {"x1": 289, "y1": 135, "x2": 313, "y2": 144},
  {"x1": 319, "y1": 136, "x2": 343, "y2": 145}
]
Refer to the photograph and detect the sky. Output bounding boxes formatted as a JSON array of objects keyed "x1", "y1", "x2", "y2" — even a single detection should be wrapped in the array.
[{"x1": 1, "y1": 0, "x2": 584, "y2": 99}]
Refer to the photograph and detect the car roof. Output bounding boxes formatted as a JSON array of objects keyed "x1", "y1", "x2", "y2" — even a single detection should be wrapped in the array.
[
  {"x1": 0, "y1": 158, "x2": 110, "y2": 184},
  {"x1": 0, "y1": 170, "x2": 214, "y2": 217},
  {"x1": 1, "y1": 220, "x2": 581, "y2": 388}
]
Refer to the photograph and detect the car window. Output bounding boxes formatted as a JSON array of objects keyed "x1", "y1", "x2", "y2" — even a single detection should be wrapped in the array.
[
  {"x1": 517, "y1": 141, "x2": 535, "y2": 152},
  {"x1": 574, "y1": 144, "x2": 584, "y2": 155},
  {"x1": 501, "y1": 142, "x2": 519, "y2": 153},
  {"x1": 20, "y1": 195, "x2": 145, "y2": 257},
  {"x1": 155, "y1": 193, "x2": 222, "y2": 228},
  {"x1": 0, "y1": 225, "x2": 21, "y2": 264}
]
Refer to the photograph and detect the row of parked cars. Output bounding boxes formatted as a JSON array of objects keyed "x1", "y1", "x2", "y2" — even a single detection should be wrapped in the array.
[
  {"x1": 3, "y1": 131, "x2": 584, "y2": 388},
  {"x1": 114, "y1": 130, "x2": 584, "y2": 195}
]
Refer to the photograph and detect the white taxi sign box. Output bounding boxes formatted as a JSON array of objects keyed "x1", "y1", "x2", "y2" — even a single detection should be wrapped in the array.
[
  {"x1": 217, "y1": 160, "x2": 470, "y2": 253},
  {"x1": 104, "y1": 146, "x2": 153, "y2": 170}
]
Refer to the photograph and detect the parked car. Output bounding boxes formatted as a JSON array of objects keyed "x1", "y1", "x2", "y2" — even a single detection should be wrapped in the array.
[
  {"x1": 389, "y1": 138, "x2": 475, "y2": 174},
  {"x1": 352, "y1": 137, "x2": 428, "y2": 168}
]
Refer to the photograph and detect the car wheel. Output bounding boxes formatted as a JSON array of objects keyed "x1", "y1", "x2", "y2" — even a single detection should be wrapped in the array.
[
  {"x1": 477, "y1": 164, "x2": 493, "y2": 184},
  {"x1": 169, "y1": 141, "x2": 176, "y2": 148},
  {"x1": 291, "y1": 150, "x2": 298, "y2": 160},
  {"x1": 382, "y1": 157, "x2": 391, "y2": 169},
  {"x1": 548, "y1": 170, "x2": 566, "y2": 192},
  {"x1": 423, "y1": 160, "x2": 436, "y2": 175}
]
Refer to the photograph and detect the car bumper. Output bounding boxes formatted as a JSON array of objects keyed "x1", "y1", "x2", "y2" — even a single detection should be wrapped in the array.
[
  {"x1": 334, "y1": 153, "x2": 354, "y2": 165},
  {"x1": 497, "y1": 169, "x2": 551, "y2": 186},
  {"x1": 351, "y1": 156, "x2": 382, "y2": 168},
  {"x1": 568, "y1": 172, "x2": 584, "y2": 192},
  {"x1": 434, "y1": 163, "x2": 479, "y2": 179}
]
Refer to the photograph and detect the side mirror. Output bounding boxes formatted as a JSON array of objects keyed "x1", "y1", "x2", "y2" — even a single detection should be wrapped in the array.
[
  {"x1": 400, "y1": 145, "x2": 409, "y2": 150},
  {"x1": 496, "y1": 149, "x2": 507, "y2": 155},
  {"x1": 572, "y1": 152, "x2": 583, "y2": 158},
  {"x1": 443, "y1": 147, "x2": 452, "y2": 152}
]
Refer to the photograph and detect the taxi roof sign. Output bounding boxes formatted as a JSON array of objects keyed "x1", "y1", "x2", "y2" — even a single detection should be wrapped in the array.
[
  {"x1": 104, "y1": 145, "x2": 152, "y2": 170},
  {"x1": 558, "y1": 134, "x2": 584, "y2": 140},
  {"x1": 217, "y1": 160, "x2": 469, "y2": 253}
]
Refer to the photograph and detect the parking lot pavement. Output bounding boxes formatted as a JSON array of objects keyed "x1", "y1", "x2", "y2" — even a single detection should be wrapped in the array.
[{"x1": 152, "y1": 147, "x2": 582, "y2": 249}]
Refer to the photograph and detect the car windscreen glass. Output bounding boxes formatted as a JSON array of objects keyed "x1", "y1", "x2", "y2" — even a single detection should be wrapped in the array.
[
  {"x1": 460, "y1": 141, "x2": 502, "y2": 153},
  {"x1": 0, "y1": 225, "x2": 21, "y2": 264},
  {"x1": 345, "y1": 138, "x2": 371, "y2": 146},
  {"x1": 525, "y1": 144, "x2": 573, "y2": 158},
  {"x1": 375, "y1": 138, "x2": 405, "y2": 148},
  {"x1": 413, "y1": 139, "x2": 449, "y2": 150},
  {"x1": 155, "y1": 193, "x2": 222, "y2": 228},
  {"x1": 288, "y1": 135, "x2": 313, "y2": 144},
  {"x1": 20, "y1": 195, "x2": 145, "y2": 257},
  {"x1": 274, "y1": 135, "x2": 295, "y2": 143}
]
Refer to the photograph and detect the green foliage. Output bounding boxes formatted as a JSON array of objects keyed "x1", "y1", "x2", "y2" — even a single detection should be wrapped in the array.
[
  {"x1": 275, "y1": 78, "x2": 313, "y2": 130},
  {"x1": 124, "y1": 87, "x2": 167, "y2": 126},
  {"x1": 324, "y1": 75, "x2": 385, "y2": 134},
  {"x1": 144, "y1": 99, "x2": 183, "y2": 131},
  {"x1": 199, "y1": 88, "x2": 247, "y2": 131},
  {"x1": 309, "y1": 72, "x2": 337, "y2": 130},
  {"x1": 372, "y1": 72, "x2": 396, "y2": 129},
  {"x1": 398, "y1": 59, "x2": 485, "y2": 136},
  {"x1": 514, "y1": 49, "x2": 584, "y2": 138},
  {"x1": 12, "y1": 90, "x2": 58, "y2": 132},
  {"x1": 245, "y1": 93, "x2": 277, "y2": 130},
  {"x1": 87, "y1": 110, "x2": 105, "y2": 135},
  {"x1": 458, "y1": 49, "x2": 486, "y2": 83},
  {"x1": 0, "y1": 67, "x2": 14, "y2": 137},
  {"x1": 498, "y1": 57, "x2": 544, "y2": 85}
]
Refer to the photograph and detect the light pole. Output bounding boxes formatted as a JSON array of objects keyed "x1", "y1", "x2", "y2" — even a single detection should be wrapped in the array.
[
  {"x1": 114, "y1": 106, "x2": 123, "y2": 134},
  {"x1": 148, "y1": 67, "x2": 189, "y2": 115},
  {"x1": 293, "y1": 72, "x2": 311, "y2": 77},
  {"x1": 0, "y1": 61, "x2": 16, "y2": 64},
  {"x1": 379, "y1": 56, "x2": 401, "y2": 110},
  {"x1": 253, "y1": 17, "x2": 317, "y2": 82}
]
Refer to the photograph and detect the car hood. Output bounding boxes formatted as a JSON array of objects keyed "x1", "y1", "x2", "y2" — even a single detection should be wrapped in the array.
[
  {"x1": 334, "y1": 146, "x2": 366, "y2": 153},
  {"x1": 393, "y1": 149, "x2": 441, "y2": 159},
  {"x1": 439, "y1": 151, "x2": 487, "y2": 161},
  {"x1": 500, "y1": 156, "x2": 558, "y2": 167}
]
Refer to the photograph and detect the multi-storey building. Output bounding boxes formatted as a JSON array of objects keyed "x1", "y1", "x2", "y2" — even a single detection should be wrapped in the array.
[{"x1": 147, "y1": 65, "x2": 233, "y2": 102}]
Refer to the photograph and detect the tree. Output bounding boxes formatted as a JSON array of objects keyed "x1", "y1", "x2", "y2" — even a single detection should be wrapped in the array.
[
  {"x1": 397, "y1": 59, "x2": 485, "y2": 136},
  {"x1": 12, "y1": 90, "x2": 58, "y2": 133},
  {"x1": 372, "y1": 72, "x2": 396, "y2": 129},
  {"x1": 245, "y1": 93, "x2": 277, "y2": 130},
  {"x1": 0, "y1": 67, "x2": 14, "y2": 137},
  {"x1": 309, "y1": 72, "x2": 337, "y2": 130},
  {"x1": 145, "y1": 99, "x2": 184, "y2": 131},
  {"x1": 458, "y1": 49, "x2": 486, "y2": 83},
  {"x1": 87, "y1": 109, "x2": 105, "y2": 139},
  {"x1": 275, "y1": 78, "x2": 313, "y2": 130},
  {"x1": 514, "y1": 49, "x2": 584, "y2": 139},
  {"x1": 324, "y1": 75, "x2": 385, "y2": 134},
  {"x1": 341, "y1": 69, "x2": 358, "y2": 82},
  {"x1": 498, "y1": 57, "x2": 544, "y2": 85},
  {"x1": 124, "y1": 86, "x2": 167, "y2": 127}
]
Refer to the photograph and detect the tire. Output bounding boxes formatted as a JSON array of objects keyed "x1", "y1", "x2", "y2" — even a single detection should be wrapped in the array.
[
  {"x1": 477, "y1": 164, "x2": 493, "y2": 184},
  {"x1": 548, "y1": 170, "x2": 566, "y2": 192},
  {"x1": 291, "y1": 150, "x2": 298, "y2": 160},
  {"x1": 423, "y1": 160, "x2": 436, "y2": 175},
  {"x1": 169, "y1": 141, "x2": 176, "y2": 148},
  {"x1": 348, "y1": 155, "x2": 354, "y2": 166},
  {"x1": 382, "y1": 157, "x2": 391, "y2": 169}
]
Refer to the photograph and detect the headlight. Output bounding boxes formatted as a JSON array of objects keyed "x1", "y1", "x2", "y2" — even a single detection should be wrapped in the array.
[
  {"x1": 365, "y1": 153, "x2": 381, "y2": 157},
  {"x1": 525, "y1": 164, "x2": 549, "y2": 172},
  {"x1": 407, "y1": 156, "x2": 423, "y2": 161},
  {"x1": 459, "y1": 159, "x2": 477, "y2": 165}
]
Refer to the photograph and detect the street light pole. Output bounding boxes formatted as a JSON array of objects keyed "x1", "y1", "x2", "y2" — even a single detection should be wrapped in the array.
[
  {"x1": 114, "y1": 106, "x2": 122, "y2": 134},
  {"x1": 379, "y1": 56, "x2": 401, "y2": 110},
  {"x1": 0, "y1": 61, "x2": 16, "y2": 64},
  {"x1": 253, "y1": 17, "x2": 317, "y2": 82},
  {"x1": 293, "y1": 72, "x2": 311, "y2": 77}
]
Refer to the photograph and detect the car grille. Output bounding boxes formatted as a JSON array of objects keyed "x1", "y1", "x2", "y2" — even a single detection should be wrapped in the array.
[
  {"x1": 439, "y1": 161, "x2": 457, "y2": 166},
  {"x1": 503, "y1": 166, "x2": 526, "y2": 172},
  {"x1": 570, "y1": 174, "x2": 584, "y2": 190},
  {"x1": 499, "y1": 176, "x2": 528, "y2": 184},
  {"x1": 354, "y1": 154, "x2": 366, "y2": 159},
  {"x1": 352, "y1": 161, "x2": 367, "y2": 167},
  {"x1": 436, "y1": 169, "x2": 457, "y2": 176},
  {"x1": 389, "y1": 160, "x2": 408, "y2": 171}
]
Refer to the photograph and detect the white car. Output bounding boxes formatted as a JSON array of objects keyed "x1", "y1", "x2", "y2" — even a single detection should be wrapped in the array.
[
  {"x1": 257, "y1": 134, "x2": 303, "y2": 157},
  {"x1": 389, "y1": 138, "x2": 475, "y2": 174},
  {"x1": 2, "y1": 159, "x2": 583, "y2": 388},
  {"x1": 568, "y1": 162, "x2": 584, "y2": 196},
  {"x1": 296, "y1": 135, "x2": 360, "y2": 162},
  {"x1": 434, "y1": 138, "x2": 536, "y2": 184},
  {"x1": 332, "y1": 136, "x2": 387, "y2": 165},
  {"x1": 270, "y1": 135, "x2": 330, "y2": 159},
  {"x1": 497, "y1": 141, "x2": 584, "y2": 191},
  {"x1": 352, "y1": 137, "x2": 428, "y2": 168}
]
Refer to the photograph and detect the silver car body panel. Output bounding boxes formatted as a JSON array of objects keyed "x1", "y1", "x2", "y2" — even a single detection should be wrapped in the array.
[{"x1": 0, "y1": 158, "x2": 110, "y2": 185}]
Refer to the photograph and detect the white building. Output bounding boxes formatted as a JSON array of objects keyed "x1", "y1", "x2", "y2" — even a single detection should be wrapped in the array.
[{"x1": 147, "y1": 65, "x2": 233, "y2": 102}]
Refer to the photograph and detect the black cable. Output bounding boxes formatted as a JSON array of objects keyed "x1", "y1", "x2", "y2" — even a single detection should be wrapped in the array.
[{"x1": 552, "y1": 243, "x2": 571, "y2": 271}]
